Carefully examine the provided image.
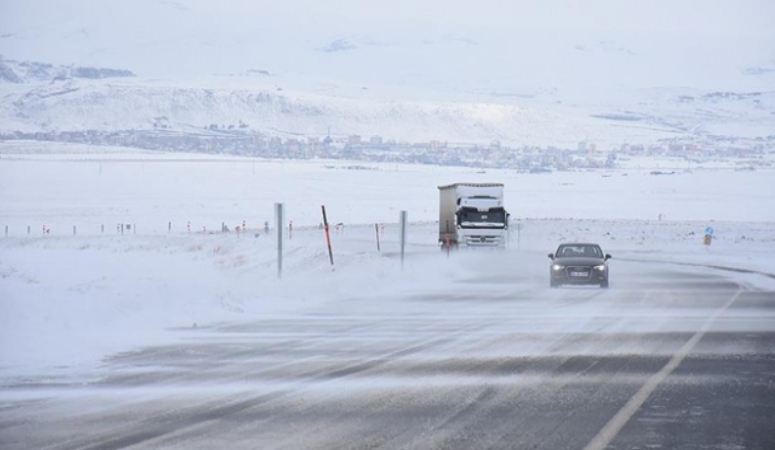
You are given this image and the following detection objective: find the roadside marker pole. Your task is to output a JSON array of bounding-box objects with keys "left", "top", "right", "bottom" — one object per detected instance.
[
  {"left": 4, "top": 225, "right": 7, "bottom": 238},
  {"left": 276, "top": 203, "right": 284, "bottom": 279},
  {"left": 400, "top": 210, "right": 408, "bottom": 268},
  {"left": 375, "top": 223, "right": 381, "bottom": 252},
  {"left": 321, "top": 206, "right": 334, "bottom": 267},
  {"left": 289, "top": 220, "right": 293, "bottom": 240},
  {"left": 73, "top": 225, "right": 76, "bottom": 236},
  {"left": 27, "top": 225, "right": 30, "bottom": 236}
]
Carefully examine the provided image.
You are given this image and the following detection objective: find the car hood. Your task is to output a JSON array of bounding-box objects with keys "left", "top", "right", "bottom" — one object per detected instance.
[{"left": 552, "top": 257, "right": 606, "bottom": 266}]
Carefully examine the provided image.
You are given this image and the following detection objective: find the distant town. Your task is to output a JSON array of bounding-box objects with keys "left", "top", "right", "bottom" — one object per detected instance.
[{"left": 2, "top": 128, "right": 773, "bottom": 171}]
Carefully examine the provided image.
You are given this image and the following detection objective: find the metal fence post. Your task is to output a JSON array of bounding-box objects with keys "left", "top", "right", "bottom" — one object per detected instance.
[
  {"left": 400, "top": 210, "right": 408, "bottom": 268},
  {"left": 276, "top": 203, "right": 284, "bottom": 279}
]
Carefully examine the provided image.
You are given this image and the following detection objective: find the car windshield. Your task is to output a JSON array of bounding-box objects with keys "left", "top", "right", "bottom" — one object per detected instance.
[{"left": 557, "top": 245, "right": 603, "bottom": 258}]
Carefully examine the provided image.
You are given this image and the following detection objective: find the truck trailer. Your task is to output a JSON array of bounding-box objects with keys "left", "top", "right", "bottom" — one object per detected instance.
[{"left": 438, "top": 183, "right": 509, "bottom": 248}]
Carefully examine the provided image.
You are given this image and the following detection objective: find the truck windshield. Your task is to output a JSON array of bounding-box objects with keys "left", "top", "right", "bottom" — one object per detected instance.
[{"left": 458, "top": 207, "right": 506, "bottom": 226}]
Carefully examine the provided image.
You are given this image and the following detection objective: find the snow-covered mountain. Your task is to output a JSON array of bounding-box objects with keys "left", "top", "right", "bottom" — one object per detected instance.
[
  {"left": 1, "top": 69, "right": 773, "bottom": 147},
  {"left": 0, "top": 57, "right": 134, "bottom": 84},
  {"left": 1, "top": 0, "right": 773, "bottom": 146}
]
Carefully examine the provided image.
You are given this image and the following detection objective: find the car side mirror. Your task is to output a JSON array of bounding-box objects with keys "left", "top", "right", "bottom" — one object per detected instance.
[
  {"left": 605, "top": 254, "right": 612, "bottom": 261},
  {"left": 548, "top": 253, "right": 554, "bottom": 260}
]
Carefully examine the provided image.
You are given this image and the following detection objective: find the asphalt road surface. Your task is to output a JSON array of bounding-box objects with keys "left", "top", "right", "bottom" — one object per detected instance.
[{"left": 2, "top": 254, "right": 774, "bottom": 450}]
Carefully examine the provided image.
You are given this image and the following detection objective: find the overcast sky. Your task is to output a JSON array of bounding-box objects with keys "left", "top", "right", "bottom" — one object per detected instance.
[
  {"left": 1, "top": 0, "right": 773, "bottom": 93},
  {"left": 3, "top": 0, "right": 773, "bottom": 34},
  {"left": 258, "top": 0, "right": 774, "bottom": 35}
]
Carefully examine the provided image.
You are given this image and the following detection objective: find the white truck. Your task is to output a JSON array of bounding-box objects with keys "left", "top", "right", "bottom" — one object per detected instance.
[{"left": 438, "top": 183, "right": 509, "bottom": 248}]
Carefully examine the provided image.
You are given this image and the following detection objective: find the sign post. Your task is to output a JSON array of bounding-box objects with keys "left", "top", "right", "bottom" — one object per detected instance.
[
  {"left": 400, "top": 211, "right": 408, "bottom": 268},
  {"left": 704, "top": 225, "right": 714, "bottom": 247}
]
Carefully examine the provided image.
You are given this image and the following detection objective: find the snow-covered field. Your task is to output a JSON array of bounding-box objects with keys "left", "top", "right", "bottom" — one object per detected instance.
[{"left": 1, "top": 142, "right": 774, "bottom": 380}]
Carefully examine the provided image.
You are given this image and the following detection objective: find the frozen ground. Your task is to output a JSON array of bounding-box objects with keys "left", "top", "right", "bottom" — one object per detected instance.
[
  {"left": 1, "top": 141, "right": 773, "bottom": 379},
  {"left": 2, "top": 141, "right": 774, "bottom": 232},
  {"left": 1, "top": 142, "right": 775, "bottom": 449},
  {"left": 2, "top": 229, "right": 775, "bottom": 449}
]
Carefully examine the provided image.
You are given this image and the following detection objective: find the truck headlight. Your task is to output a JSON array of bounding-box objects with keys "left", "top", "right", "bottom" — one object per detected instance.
[
  {"left": 552, "top": 264, "right": 564, "bottom": 271},
  {"left": 594, "top": 265, "right": 606, "bottom": 271}
]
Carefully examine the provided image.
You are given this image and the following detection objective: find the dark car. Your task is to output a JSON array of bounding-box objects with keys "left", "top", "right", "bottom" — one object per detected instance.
[{"left": 548, "top": 243, "right": 611, "bottom": 288}]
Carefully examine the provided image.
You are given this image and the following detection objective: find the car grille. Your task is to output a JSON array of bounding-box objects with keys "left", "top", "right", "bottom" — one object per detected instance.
[{"left": 565, "top": 266, "right": 593, "bottom": 280}]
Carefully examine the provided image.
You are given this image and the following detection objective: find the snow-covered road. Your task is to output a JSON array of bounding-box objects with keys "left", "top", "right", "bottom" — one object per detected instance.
[{"left": 2, "top": 250, "right": 774, "bottom": 449}]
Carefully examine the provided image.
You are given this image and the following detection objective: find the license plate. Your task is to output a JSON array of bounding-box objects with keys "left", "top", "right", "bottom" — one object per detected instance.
[{"left": 570, "top": 271, "right": 589, "bottom": 277}]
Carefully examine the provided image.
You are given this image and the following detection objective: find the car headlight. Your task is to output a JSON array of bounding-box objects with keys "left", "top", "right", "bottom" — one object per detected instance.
[
  {"left": 552, "top": 264, "right": 565, "bottom": 271},
  {"left": 594, "top": 265, "right": 606, "bottom": 271}
]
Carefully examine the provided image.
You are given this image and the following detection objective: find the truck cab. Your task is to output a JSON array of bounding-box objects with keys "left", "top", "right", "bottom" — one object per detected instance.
[{"left": 439, "top": 183, "right": 509, "bottom": 248}]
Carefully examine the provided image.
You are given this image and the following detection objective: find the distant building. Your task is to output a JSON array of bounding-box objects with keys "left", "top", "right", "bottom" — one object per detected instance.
[
  {"left": 268, "top": 136, "right": 282, "bottom": 150},
  {"left": 369, "top": 135, "right": 383, "bottom": 146},
  {"left": 286, "top": 139, "right": 301, "bottom": 154},
  {"left": 669, "top": 143, "right": 684, "bottom": 152},
  {"left": 348, "top": 135, "right": 362, "bottom": 146},
  {"left": 578, "top": 141, "right": 587, "bottom": 152}
]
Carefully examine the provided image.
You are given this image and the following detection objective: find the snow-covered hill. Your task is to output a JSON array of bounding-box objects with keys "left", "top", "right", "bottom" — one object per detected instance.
[
  {"left": 0, "top": 57, "right": 135, "bottom": 84},
  {"left": 1, "top": 0, "right": 773, "bottom": 146},
  {"left": 1, "top": 74, "right": 773, "bottom": 147}
]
